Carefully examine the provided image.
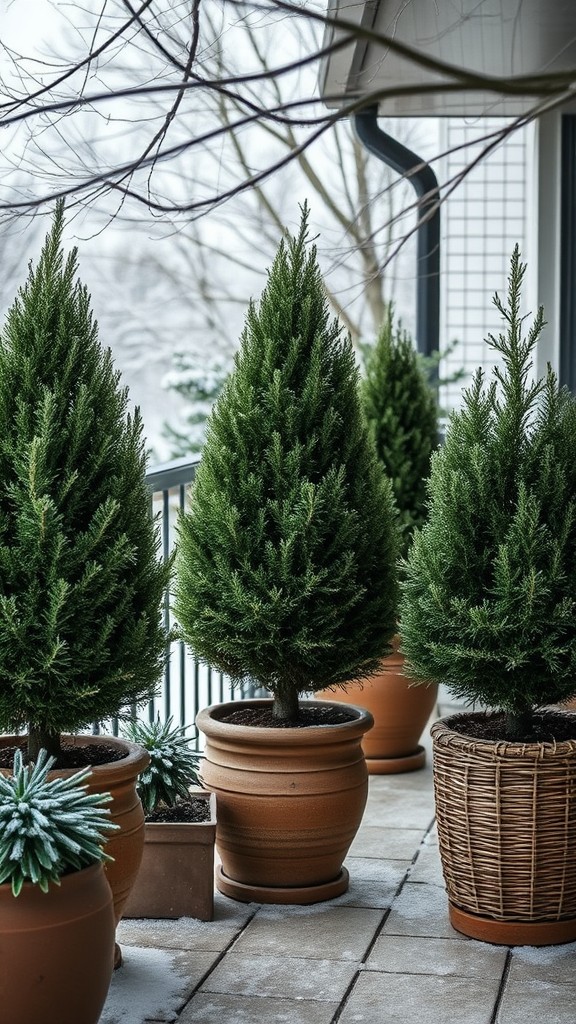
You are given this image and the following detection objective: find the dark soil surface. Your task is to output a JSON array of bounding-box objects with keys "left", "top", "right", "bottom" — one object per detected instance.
[
  {"left": 219, "top": 704, "right": 357, "bottom": 728},
  {"left": 449, "top": 711, "right": 576, "bottom": 744},
  {"left": 0, "top": 741, "right": 128, "bottom": 770},
  {"left": 145, "top": 797, "right": 211, "bottom": 824}
]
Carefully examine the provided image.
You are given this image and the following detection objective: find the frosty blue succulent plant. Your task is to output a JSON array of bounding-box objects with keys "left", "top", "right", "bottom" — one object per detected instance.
[
  {"left": 123, "top": 717, "right": 201, "bottom": 815},
  {"left": 0, "top": 749, "right": 118, "bottom": 896}
]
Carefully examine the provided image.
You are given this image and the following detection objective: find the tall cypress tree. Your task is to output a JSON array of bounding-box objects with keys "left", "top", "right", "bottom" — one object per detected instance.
[
  {"left": 361, "top": 308, "right": 438, "bottom": 558},
  {"left": 400, "top": 248, "right": 576, "bottom": 740},
  {"left": 0, "top": 203, "right": 170, "bottom": 759},
  {"left": 175, "top": 206, "right": 399, "bottom": 721}
]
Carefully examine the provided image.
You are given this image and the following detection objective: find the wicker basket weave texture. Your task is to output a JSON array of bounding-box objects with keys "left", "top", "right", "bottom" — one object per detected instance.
[{"left": 432, "top": 715, "right": 576, "bottom": 922}]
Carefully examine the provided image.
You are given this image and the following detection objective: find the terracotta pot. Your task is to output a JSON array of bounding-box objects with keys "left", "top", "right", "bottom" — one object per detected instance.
[
  {"left": 432, "top": 713, "right": 576, "bottom": 945},
  {"left": 316, "top": 638, "right": 438, "bottom": 773},
  {"left": 123, "top": 790, "right": 217, "bottom": 920},
  {"left": 0, "top": 734, "right": 149, "bottom": 966},
  {"left": 0, "top": 862, "right": 115, "bottom": 1024},
  {"left": 196, "top": 698, "right": 373, "bottom": 904}
]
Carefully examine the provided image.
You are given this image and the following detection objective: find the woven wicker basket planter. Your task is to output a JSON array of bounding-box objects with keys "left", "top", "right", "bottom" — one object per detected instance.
[{"left": 432, "top": 713, "right": 576, "bottom": 945}]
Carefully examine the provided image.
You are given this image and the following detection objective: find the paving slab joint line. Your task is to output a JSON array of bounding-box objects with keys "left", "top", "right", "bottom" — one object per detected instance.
[
  {"left": 328, "top": 966, "right": 363, "bottom": 1024},
  {"left": 489, "top": 947, "right": 513, "bottom": 1024},
  {"left": 413, "top": 816, "right": 438, "bottom": 862},
  {"left": 405, "top": 815, "right": 438, "bottom": 873},
  {"left": 174, "top": 903, "right": 261, "bottom": 1020},
  {"left": 359, "top": 814, "right": 438, "bottom": 963},
  {"left": 333, "top": 808, "right": 439, "bottom": 1023},
  {"left": 359, "top": 902, "right": 396, "bottom": 966}
]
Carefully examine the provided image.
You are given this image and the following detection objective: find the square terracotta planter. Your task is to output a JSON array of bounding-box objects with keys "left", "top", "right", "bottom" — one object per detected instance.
[{"left": 123, "top": 790, "right": 216, "bottom": 920}]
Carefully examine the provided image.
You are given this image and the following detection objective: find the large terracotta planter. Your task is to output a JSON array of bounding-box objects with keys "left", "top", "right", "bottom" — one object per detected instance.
[
  {"left": 0, "top": 862, "right": 115, "bottom": 1024},
  {"left": 123, "top": 790, "right": 217, "bottom": 920},
  {"left": 196, "top": 698, "right": 373, "bottom": 904},
  {"left": 432, "top": 713, "right": 576, "bottom": 945},
  {"left": 0, "top": 734, "right": 149, "bottom": 965},
  {"left": 316, "top": 638, "right": 438, "bottom": 773}
]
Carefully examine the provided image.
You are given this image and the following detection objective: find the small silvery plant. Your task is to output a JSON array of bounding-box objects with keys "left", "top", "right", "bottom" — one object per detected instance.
[
  {"left": 122, "top": 717, "right": 201, "bottom": 815},
  {"left": 0, "top": 749, "right": 118, "bottom": 896}
]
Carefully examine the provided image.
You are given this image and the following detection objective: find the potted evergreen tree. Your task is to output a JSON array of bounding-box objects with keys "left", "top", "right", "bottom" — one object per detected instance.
[
  {"left": 122, "top": 717, "right": 216, "bottom": 921},
  {"left": 0, "top": 750, "right": 117, "bottom": 1024},
  {"left": 175, "top": 205, "right": 399, "bottom": 904},
  {"left": 361, "top": 308, "right": 439, "bottom": 554},
  {"left": 400, "top": 247, "right": 576, "bottom": 945},
  {"left": 317, "top": 308, "right": 439, "bottom": 772},
  {"left": 0, "top": 203, "right": 170, "bottom": 950}
]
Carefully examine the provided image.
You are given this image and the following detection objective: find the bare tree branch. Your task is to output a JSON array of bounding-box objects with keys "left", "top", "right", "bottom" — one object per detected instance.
[{"left": 1, "top": 0, "right": 575, "bottom": 224}]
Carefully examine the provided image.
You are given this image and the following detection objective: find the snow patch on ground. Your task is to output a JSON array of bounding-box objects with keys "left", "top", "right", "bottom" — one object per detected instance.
[
  {"left": 512, "top": 942, "right": 576, "bottom": 966},
  {"left": 100, "top": 945, "right": 190, "bottom": 1024}
]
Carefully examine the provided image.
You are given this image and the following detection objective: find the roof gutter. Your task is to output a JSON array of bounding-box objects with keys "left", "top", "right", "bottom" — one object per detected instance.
[{"left": 354, "top": 106, "right": 440, "bottom": 358}]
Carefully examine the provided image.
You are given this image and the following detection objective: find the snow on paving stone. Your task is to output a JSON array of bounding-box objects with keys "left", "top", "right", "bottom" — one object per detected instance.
[
  {"left": 508, "top": 942, "right": 573, "bottom": 958},
  {"left": 99, "top": 946, "right": 195, "bottom": 1024},
  {"left": 511, "top": 942, "right": 576, "bottom": 966}
]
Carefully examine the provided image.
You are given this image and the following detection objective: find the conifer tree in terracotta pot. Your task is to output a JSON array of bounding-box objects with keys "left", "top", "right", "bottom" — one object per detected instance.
[
  {"left": 175, "top": 206, "right": 399, "bottom": 904},
  {"left": 317, "top": 308, "right": 439, "bottom": 772},
  {"left": 0, "top": 204, "right": 170, "bottom": 949},
  {"left": 0, "top": 750, "right": 118, "bottom": 1024},
  {"left": 122, "top": 717, "right": 216, "bottom": 920},
  {"left": 362, "top": 308, "right": 439, "bottom": 554},
  {"left": 400, "top": 247, "right": 576, "bottom": 945}
]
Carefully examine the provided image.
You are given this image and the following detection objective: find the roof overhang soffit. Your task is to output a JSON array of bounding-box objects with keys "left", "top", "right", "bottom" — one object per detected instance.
[{"left": 319, "top": 0, "right": 576, "bottom": 118}]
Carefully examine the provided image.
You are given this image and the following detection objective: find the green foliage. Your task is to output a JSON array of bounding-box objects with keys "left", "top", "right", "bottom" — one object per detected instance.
[
  {"left": 400, "top": 248, "right": 576, "bottom": 735},
  {"left": 175, "top": 205, "right": 399, "bottom": 721},
  {"left": 122, "top": 716, "right": 201, "bottom": 815},
  {"left": 418, "top": 337, "right": 467, "bottom": 397},
  {"left": 0, "top": 749, "right": 118, "bottom": 896},
  {"left": 361, "top": 308, "right": 439, "bottom": 557},
  {"left": 0, "top": 203, "right": 171, "bottom": 757}
]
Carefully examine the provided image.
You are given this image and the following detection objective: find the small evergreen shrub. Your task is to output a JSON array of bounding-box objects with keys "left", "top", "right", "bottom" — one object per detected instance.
[
  {"left": 0, "top": 203, "right": 170, "bottom": 760},
  {"left": 400, "top": 248, "right": 576, "bottom": 739},
  {"left": 122, "top": 717, "right": 201, "bottom": 815},
  {"left": 0, "top": 749, "right": 118, "bottom": 896},
  {"left": 175, "top": 205, "right": 399, "bottom": 721},
  {"left": 361, "top": 307, "right": 439, "bottom": 558}
]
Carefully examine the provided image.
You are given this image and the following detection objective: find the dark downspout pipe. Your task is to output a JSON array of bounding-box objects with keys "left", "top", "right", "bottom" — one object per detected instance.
[{"left": 354, "top": 106, "right": 440, "bottom": 359}]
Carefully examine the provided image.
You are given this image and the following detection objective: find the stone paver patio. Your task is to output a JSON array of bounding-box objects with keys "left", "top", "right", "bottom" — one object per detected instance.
[{"left": 101, "top": 716, "right": 576, "bottom": 1024}]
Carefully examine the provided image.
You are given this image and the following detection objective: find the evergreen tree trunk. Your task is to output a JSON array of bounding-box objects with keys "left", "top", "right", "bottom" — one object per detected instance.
[
  {"left": 272, "top": 687, "right": 300, "bottom": 723},
  {"left": 28, "top": 726, "right": 62, "bottom": 762},
  {"left": 505, "top": 708, "right": 535, "bottom": 742}
]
